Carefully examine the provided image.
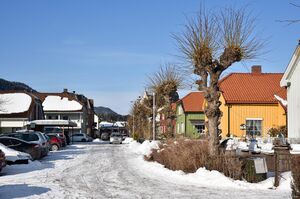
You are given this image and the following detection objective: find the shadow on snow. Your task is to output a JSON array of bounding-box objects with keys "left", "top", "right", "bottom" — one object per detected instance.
[{"left": 0, "top": 184, "right": 50, "bottom": 199}]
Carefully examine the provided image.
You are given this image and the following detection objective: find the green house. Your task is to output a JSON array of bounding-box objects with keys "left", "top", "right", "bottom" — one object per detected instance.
[{"left": 175, "top": 92, "right": 205, "bottom": 139}]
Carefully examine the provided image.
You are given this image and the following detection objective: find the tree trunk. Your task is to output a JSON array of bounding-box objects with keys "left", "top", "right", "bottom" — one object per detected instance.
[{"left": 204, "top": 74, "right": 222, "bottom": 156}]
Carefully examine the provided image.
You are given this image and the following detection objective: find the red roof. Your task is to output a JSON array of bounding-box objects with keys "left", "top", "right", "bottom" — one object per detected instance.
[
  {"left": 180, "top": 92, "right": 205, "bottom": 112},
  {"left": 219, "top": 73, "right": 287, "bottom": 104}
]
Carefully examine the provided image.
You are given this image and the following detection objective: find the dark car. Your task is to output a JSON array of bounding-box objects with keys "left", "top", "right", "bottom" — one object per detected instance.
[
  {"left": 4, "top": 131, "right": 49, "bottom": 157},
  {"left": 0, "top": 149, "right": 6, "bottom": 172},
  {"left": 0, "top": 137, "right": 42, "bottom": 160},
  {"left": 46, "top": 134, "right": 62, "bottom": 151}
]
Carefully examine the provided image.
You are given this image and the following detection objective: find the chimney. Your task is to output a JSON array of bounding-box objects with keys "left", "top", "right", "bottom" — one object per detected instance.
[
  {"left": 63, "top": 88, "right": 68, "bottom": 93},
  {"left": 251, "top": 65, "right": 262, "bottom": 74}
]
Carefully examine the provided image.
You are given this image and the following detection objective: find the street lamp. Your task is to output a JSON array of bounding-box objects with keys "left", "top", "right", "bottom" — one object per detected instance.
[
  {"left": 152, "top": 92, "right": 156, "bottom": 141},
  {"left": 130, "top": 101, "right": 135, "bottom": 137}
]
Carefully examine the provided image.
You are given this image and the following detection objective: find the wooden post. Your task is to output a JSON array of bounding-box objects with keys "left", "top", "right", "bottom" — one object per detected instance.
[{"left": 274, "top": 148, "right": 279, "bottom": 187}]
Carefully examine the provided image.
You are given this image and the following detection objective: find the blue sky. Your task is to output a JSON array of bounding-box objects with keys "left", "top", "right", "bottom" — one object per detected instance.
[{"left": 0, "top": 0, "right": 299, "bottom": 114}]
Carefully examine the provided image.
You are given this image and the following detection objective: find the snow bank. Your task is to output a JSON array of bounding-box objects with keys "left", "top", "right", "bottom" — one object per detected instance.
[
  {"left": 261, "top": 143, "right": 274, "bottom": 154},
  {"left": 128, "top": 140, "right": 160, "bottom": 156},
  {"left": 0, "top": 93, "right": 32, "bottom": 114},
  {"left": 122, "top": 137, "right": 134, "bottom": 144},
  {"left": 128, "top": 140, "right": 291, "bottom": 193},
  {"left": 43, "top": 96, "right": 82, "bottom": 111},
  {"left": 290, "top": 144, "right": 300, "bottom": 154}
]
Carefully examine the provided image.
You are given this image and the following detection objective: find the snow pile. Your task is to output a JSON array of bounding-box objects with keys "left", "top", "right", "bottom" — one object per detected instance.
[
  {"left": 43, "top": 96, "right": 82, "bottom": 111},
  {"left": 0, "top": 93, "right": 32, "bottom": 114},
  {"left": 226, "top": 139, "right": 238, "bottom": 150},
  {"left": 128, "top": 140, "right": 160, "bottom": 156},
  {"left": 290, "top": 144, "right": 300, "bottom": 154},
  {"left": 122, "top": 137, "right": 134, "bottom": 144},
  {"left": 261, "top": 143, "right": 274, "bottom": 154},
  {"left": 130, "top": 148, "right": 291, "bottom": 192},
  {"left": 237, "top": 141, "right": 249, "bottom": 151}
]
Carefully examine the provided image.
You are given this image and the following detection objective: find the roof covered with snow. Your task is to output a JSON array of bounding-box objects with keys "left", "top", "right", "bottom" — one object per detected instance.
[
  {"left": 43, "top": 95, "right": 83, "bottom": 111},
  {"left": 0, "top": 93, "right": 32, "bottom": 114}
]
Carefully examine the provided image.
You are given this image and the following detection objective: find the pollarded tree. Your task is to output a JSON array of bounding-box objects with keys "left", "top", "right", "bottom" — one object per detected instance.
[
  {"left": 147, "top": 64, "right": 183, "bottom": 138},
  {"left": 174, "top": 7, "right": 263, "bottom": 155},
  {"left": 128, "top": 97, "right": 152, "bottom": 140}
]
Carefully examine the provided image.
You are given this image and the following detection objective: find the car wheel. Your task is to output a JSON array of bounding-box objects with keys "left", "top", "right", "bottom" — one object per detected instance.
[
  {"left": 81, "top": 139, "right": 87, "bottom": 142},
  {"left": 51, "top": 144, "right": 59, "bottom": 151}
]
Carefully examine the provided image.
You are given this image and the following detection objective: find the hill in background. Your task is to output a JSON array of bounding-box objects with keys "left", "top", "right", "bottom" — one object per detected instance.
[
  {"left": 94, "top": 106, "right": 128, "bottom": 122},
  {"left": 0, "top": 78, "right": 36, "bottom": 92}
]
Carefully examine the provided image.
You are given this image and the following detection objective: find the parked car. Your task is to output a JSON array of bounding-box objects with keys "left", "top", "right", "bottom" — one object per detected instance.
[
  {"left": 71, "top": 133, "right": 91, "bottom": 142},
  {"left": 0, "top": 149, "right": 6, "bottom": 172},
  {"left": 4, "top": 130, "right": 49, "bottom": 157},
  {"left": 44, "top": 127, "right": 67, "bottom": 147},
  {"left": 109, "top": 133, "right": 123, "bottom": 144},
  {"left": 0, "top": 143, "right": 31, "bottom": 164},
  {"left": 0, "top": 137, "right": 42, "bottom": 160},
  {"left": 45, "top": 133, "right": 62, "bottom": 151}
]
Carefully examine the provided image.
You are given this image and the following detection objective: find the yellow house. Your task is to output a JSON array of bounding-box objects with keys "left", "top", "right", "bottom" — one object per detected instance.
[{"left": 219, "top": 66, "right": 287, "bottom": 138}]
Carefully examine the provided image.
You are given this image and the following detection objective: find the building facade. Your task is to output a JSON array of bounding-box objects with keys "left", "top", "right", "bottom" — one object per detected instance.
[
  {"left": 0, "top": 91, "right": 44, "bottom": 133},
  {"left": 281, "top": 42, "right": 300, "bottom": 139},
  {"left": 219, "top": 66, "right": 287, "bottom": 138},
  {"left": 175, "top": 92, "right": 205, "bottom": 139}
]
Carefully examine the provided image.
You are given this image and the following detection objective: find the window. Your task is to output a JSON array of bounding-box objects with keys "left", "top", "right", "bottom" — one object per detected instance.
[
  {"left": 62, "top": 116, "right": 69, "bottom": 120},
  {"left": 191, "top": 120, "right": 205, "bottom": 134},
  {"left": 195, "top": 124, "right": 205, "bottom": 134},
  {"left": 246, "top": 119, "right": 262, "bottom": 136}
]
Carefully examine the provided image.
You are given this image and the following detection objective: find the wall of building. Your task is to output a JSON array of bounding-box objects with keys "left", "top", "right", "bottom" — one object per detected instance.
[
  {"left": 185, "top": 113, "right": 205, "bottom": 139},
  {"left": 220, "top": 95, "right": 286, "bottom": 137},
  {"left": 287, "top": 60, "right": 300, "bottom": 138}
]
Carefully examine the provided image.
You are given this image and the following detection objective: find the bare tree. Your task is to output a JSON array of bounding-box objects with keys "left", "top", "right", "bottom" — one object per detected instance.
[
  {"left": 174, "top": 7, "right": 263, "bottom": 155},
  {"left": 277, "top": 2, "right": 300, "bottom": 25},
  {"left": 147, "top": 64, "right": 183, "bottom": 138},
  {"left": 128, "top": 97, "right": 152, "bottom": 140}
]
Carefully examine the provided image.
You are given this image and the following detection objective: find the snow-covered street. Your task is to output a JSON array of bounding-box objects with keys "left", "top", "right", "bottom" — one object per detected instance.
[{"left": 0, "top": 142, "right": 292, "bottom": 199}]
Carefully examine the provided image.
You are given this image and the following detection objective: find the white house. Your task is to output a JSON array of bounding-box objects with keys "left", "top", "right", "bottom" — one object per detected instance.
[
  {"left": 36, "top": 89, "right": 95, "bottom": 136},
  {"left": 280, "top": 41, "right": 300, "bottom": 139}
]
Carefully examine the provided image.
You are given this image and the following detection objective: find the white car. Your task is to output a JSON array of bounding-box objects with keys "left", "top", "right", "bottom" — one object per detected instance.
[
  {"left": 71, "top": 133, "right": 91, "bottom": 142},
  {"left": 109, "top": 133, "right": 123, "bottom": 144},
  {"left": 0, "top": 143, "right": 32, "bottom": 165}
]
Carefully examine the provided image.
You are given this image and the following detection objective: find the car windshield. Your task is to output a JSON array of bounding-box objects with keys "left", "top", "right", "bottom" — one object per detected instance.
[
  {"left": 44, "top": 127, "right": 62, "bottom": 133},
  {"left": 21, "top": 133, "right": 39, "bottom": 141}
]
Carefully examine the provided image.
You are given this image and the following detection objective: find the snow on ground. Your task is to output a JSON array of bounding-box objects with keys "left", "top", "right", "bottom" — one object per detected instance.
[
  {"left": 42, "top": 95, "right": 83, "bottom": 111},
  {"left": 0, "top": 93, "right": 32, "bottom": 114},
  {"left": 0, "top": 140, "right": 292, "bottom": 199}
]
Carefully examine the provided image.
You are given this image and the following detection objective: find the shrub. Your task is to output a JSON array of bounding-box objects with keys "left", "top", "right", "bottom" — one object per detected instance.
[
  {"left": 145, "top": 138, "right": 243, "bottom": 180},
  {"left": 291, "top": 155, "right": 300, "bottom": 199},
  {"left": 268, "top": 126, "right": 287, "bottom": 138}
]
